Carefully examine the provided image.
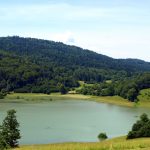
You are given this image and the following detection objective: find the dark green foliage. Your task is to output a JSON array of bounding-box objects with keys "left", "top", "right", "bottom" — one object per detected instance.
[
  {"left": 127, "top": 113, "right": 150, "bottom": 139},
  {"left": 127, "top": 88, "right": 138, "bottom": 101},
  {"left": 0, "top": 131, "right": 8, "bottom": 150},
  {"left": 0, "top": 51, "right": 79, "bottom": 94},
  {"left": 116, "top": 73, "right": 150, "bottom": 101},
  {"left": 78, "top": 73, "right": 150, "bottom": 102},
  {"left": 0, "top": 36, "right": 149, "bottom": 95},
  {"left": 0, "top": 93, "right": 5, "bottom": 99},
  {"left": 0, "top": 36, "right": 150, "bottom": 72},
  {"left": 59, "top": 84, "right": 68, "bottom": 94},
  {"left": 98, "top": 133, "right": 108, "bottom": 140},
  {"left": 0, "top": 89, "right": 7, "bottom": 99},
  {"left": 0, "top": 110, "right": 21, "bottom": 148}
]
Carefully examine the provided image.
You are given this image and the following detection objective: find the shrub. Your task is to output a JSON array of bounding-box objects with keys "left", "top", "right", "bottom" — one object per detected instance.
[
  {"left": 98, "top": 132, "right": 108, "bottom": 141},
  {"left": 127, "top": 113, "right": 150, "bottom": 139}
]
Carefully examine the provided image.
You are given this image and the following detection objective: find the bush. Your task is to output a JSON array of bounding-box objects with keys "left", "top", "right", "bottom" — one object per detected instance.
[
  {"left": 0, "top": 90, "right": 7, "bottom": 99},
  {"left": 59, "top": 84, "right": 68, "bottom": 94},
  {"left": 98, "top": 132, "right": 108, "bottom": 141},
  {"left": 127, "top": 113, "right": 150, "bottom": 139},
  {"left": 0, "top": 93, "right": 4, "bottom": 99}
]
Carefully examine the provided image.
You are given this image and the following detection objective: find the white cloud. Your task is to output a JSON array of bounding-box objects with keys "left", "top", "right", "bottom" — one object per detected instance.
[
  {"left": 18, "top": 31, "right": 76, "bottom": 45},
  {"left": 72, "top": 29, "right": 150, "bottom": 61},
  {"left": 1, "top": 3, "right": 145, "bottom": 22},
  {"left": 52, "top": 31, "right": 75, "bottom": 44}
]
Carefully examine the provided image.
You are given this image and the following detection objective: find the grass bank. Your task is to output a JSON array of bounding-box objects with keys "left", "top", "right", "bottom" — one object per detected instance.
[
  {"left": 3, "top": 88, "right": 150, "bottom": 107},
  {"left": 4, "top": 93, "right": 134, "bottom": 107},
  {"left": 137, "top": 88, "right": 150, "bottom": 108},
  {"left": 14, "top": 137, "right": 150, "bottom": 150}
]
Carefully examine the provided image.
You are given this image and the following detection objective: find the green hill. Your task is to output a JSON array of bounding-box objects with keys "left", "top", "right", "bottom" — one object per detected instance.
[
  {"left": 0, "top": 36, "right": 149, "bottom": 72},
  {"left": 0, "top": 36, "right": 149, "bottom": 97}
]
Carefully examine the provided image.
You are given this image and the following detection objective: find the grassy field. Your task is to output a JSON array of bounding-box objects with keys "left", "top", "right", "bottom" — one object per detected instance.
[
  {"left": 4, "top": 93, "right": 91, "bottom": 102},
  {"left": 137, "top": 88, "right": 150, "bottom": 107},
  {"left": 3, "top": 89, "right": 150, "bottom": 107},
  {"left": 14, "top": 137, "right": 150, "bottom": 150}
]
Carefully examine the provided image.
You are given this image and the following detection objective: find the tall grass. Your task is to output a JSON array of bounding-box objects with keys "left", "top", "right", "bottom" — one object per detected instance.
[{"left": 14, "top": 137, "right": 150, "bottom": 150}]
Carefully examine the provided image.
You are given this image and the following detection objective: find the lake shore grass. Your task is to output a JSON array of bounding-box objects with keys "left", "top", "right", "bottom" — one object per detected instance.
[
  {"left": 3, "top": 92, "right": 150, "bottom": 108},
  {"left": 14, "top": 136, "right": 150, "bottom": 150}
]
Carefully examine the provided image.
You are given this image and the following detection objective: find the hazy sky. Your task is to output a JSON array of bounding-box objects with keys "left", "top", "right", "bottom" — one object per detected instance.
[{"left": 0, "top": 0, "right": 150, "bottom": 61}]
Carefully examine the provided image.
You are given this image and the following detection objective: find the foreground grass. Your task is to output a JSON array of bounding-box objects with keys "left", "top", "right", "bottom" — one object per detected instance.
[{"left": 14, "top": 137, "right": 150, "bottom": 150}]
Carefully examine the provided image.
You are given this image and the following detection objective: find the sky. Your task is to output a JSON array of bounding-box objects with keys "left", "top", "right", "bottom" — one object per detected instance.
[{"left": 0, "top": 0, "right": 150, "bottom": 61}]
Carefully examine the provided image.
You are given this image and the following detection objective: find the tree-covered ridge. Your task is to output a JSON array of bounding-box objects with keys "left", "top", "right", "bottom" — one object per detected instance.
[
  {"left": 0, "top": 36, "right": 149, "bottom": 99},
  {"left": 0, "top": 49, "right": 129, "bottom": 95},
  {"left": 0, "top": 50, "right": 79, "bottom": 94},
  {"left": 0, "top": 36, "right": 149, "bottom": 72}
]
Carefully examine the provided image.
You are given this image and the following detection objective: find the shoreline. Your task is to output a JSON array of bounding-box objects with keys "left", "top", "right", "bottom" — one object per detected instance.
[
  {"left": 3, "top": 92, "right": 148, "bottom": 108},
  {"left": 3, "top": 93, "right": 150, "bottom": 150}
]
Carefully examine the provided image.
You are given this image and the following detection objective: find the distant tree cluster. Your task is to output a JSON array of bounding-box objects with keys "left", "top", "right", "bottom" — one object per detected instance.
[
  {"left": 127, "top": 113, "right": 150, "bottom": 139},
  {"left": 78, "top": 73, "right": 150, "bottom": 102},
  {"left": 0, "top": 51, "right": 79, "bottom": 95}
]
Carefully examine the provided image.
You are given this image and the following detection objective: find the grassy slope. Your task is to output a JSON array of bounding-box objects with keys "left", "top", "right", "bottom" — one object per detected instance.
[
  {"left": 137, "top": 88, "right": 150, "bottom": 107},
  {"left": 14, "top": 137, "right": 150, "bottom": 150}
]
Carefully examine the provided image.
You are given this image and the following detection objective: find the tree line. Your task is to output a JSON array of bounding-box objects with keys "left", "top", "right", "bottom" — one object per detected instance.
[{"left": 78, "top": 73, "right": 150, "bottom": 102}]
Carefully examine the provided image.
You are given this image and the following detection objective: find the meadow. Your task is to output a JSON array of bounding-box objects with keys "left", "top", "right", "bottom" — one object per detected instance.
[
  {"left": 14, "top": 137, "right": 150, "bottom": 150},
  {"left": 4, "top": 88, "right": 150, "bottom": 108}
]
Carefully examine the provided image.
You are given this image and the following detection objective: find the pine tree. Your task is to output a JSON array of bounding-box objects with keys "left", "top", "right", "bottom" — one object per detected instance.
[{"left": 1, "top": 109, "right": 21, "bottom": 148}]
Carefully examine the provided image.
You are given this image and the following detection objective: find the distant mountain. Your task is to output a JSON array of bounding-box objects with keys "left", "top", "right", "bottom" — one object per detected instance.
[{"left": 0, "top": 36, "right": 149, "bottom": 94}]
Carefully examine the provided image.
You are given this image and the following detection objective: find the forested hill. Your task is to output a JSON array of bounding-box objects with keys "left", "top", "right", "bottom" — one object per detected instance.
[
  {"left": 0, "top": 36, "right": 149, "bottom": 71},
  {"left": 0, "top": 36, "right": 150, "bottom": 95}
]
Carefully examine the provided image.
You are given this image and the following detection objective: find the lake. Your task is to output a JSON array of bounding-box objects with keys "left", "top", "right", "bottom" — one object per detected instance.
[{"left": 0, "top": 99, "right": 150, "bottom": 145}]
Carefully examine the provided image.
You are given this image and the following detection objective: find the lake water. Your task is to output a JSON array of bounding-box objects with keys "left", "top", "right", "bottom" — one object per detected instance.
[{"left": 0, "top": 100, "right": 150, "bottom": 145}]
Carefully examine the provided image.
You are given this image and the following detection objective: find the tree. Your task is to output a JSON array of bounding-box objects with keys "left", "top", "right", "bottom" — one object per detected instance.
[
  {"left": 127, "top": 113, "right": 150, "bottom": 139},
  {"left": 98, "top": 132, "right": 108, "bottom": 141},
  {"left": 0, "top": 93, "right": 4, "bottom": 99},
  {"left": 0, "top": 130, "right": 7, "bottom": 150},
  {"left": 1, "top": 109, "right": 21, "bottom": 148},
  {"left": 127, "top": 88, "right": 138, "bottom": 101},
  {"left": 0, "top": 90, "right": 7, "bottom": 99},
  {"left": 59, "top": 84, "right": 68, "bottom": 94}
]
